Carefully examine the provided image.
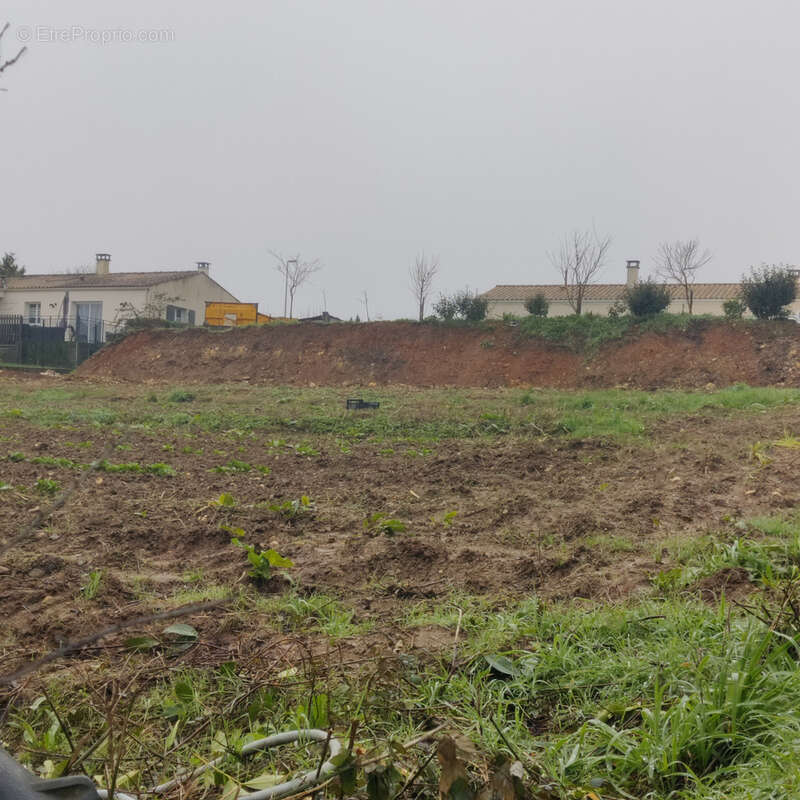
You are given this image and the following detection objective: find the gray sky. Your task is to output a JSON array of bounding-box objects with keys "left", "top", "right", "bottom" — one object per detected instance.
[{"left": 2, "top": 1, "right": 798, "bottom": 319}]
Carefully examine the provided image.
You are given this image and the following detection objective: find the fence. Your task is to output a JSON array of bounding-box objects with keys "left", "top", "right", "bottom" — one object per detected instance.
[{"left": 0, "top": 315, "right": 117, "bottom": 369}]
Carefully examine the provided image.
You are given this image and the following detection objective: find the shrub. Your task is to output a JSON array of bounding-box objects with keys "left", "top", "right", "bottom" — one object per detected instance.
[
  {"left": 432, "top": 295, "right": 458, "bottom": 320},
  {"left": 740, "top": 265, "right": 797, "bottom": 319},
  {"left": 433, "top": 289, "right": 488, "bottom": 322},
  {"left": 624, "top": 280, "right": 672, "bottom": 317},
  {"left": 524, "top": 293, "right": 549, "bottom": 317},
  {"left": 723, "top": 298, "right": 746, "bottom": 320},
  {"left": 607, "top": 299, "right": 627, "bottom": 319},
  {"left": 458, "top": 290, "right": 489, "bottom": 321}
]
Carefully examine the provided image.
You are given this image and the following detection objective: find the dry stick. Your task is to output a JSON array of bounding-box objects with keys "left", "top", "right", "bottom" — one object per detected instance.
[
  {"left": 42, "top": 685, "right": 86, "bottom": 776},
  {"left": 275, "top": 775, "right": 338, "bottom": 800},
  {"left": 391, "top": 747, "right": 437, "bottom": 800},
  {"left": 449, "top": 608, "right": 464, "bottom": 676},
  {"left": 65, "top": 729, "right": 109, "bottom": 774},
  {"left": 284, "top": 725, "right": 447, "bottom": 800},
  {"left": 0, "top": 676, "right": 31, "bottom": 727},
  {"left": 489, "top": 717, "right": 535, "bottom": 778},
  {"left": 314, "top": 729, "right": 333, "bottom": 781},
  {"left": 358, "top": 723, "right": 449, "bottom": 770},
  {"left": 0, "top": 599, "right": 227, "bottom": 685},
  {"left": 346, "top": 719, "right": 360, "bottom": 754}
]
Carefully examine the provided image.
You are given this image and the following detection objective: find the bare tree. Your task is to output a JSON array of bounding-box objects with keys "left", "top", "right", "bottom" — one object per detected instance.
[
  {"left": 409, "top": 252, "right": 439, "bottom": 321},
  {"left": 270, "top": 251, "right": 321, "bottom": 318},
  {"left": 360, "top": 290, "right": 371, "bottom": 322},
  {"left": 548, "top": 229, "right": 612, "bottom": 315},
  {"left": 0, "top": 23, "right": 26, "bottom": 82},
  {"left": 654, "top": 238, "right": 712, "bottom": 314}
]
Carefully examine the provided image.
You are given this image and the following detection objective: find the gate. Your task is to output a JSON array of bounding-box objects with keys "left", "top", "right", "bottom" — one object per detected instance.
[{"left": 0, "top": 315, "right": 22, "bottom": 364}]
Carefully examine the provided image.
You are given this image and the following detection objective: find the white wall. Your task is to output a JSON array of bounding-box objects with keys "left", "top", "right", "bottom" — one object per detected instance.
[
  {"left": 149, "top": 273, "right": 238, "bottom": 323},
  {"left": 487, "top": 299, "right": 616, "bottom": 318},
  {"left": 0, "top": 273, "right": 238, "bottom": 327},
  {"left": 0, "top": 287, "right": 148, "bottom": 323},
  {"left": 488, "top": 297, "right": 800, "bottom": 319}
]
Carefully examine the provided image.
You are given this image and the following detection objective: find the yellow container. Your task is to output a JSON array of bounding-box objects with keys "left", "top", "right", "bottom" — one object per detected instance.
[{"left": 205, "top": 302, "right": 262, "bottom": 327}]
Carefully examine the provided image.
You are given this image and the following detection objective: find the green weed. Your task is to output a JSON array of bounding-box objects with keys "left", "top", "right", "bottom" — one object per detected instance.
[
  {"left": 35, "top": 478, "right": 60, "bottom": 495},
  {"left": 231, "top": 537, "right": 293, "bottom": 581},
  {"left": 364, "top": 513, "right": 406, "bottom": 535},
  {"left": 268, "top": 495, "right": 315, "bottom": 520}
]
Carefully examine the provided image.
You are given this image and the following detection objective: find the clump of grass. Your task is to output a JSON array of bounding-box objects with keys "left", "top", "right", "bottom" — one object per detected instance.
[
  {"left": 30, "top": 455, "right": 80, "bottom": 469},
  {"left": 167, "top": 390, "right": 196, "bottom": 403},
  {"left": 81, "top": 569, "right": 103, "bottom": 599},
  {"left": 94, "top": 460, "right": 176, "bottom": 476},
  {"left": 146, "top": 462, "right": 176, "bottom": 476},
  {"left": 261, "top": 591, "right": 372, "bottom": 639},
  {"left": 212, "top": 459, "right": 252, "bottom": 474},
  {"left": 96, "top": 460, "right": 142, "bottom": 473}
]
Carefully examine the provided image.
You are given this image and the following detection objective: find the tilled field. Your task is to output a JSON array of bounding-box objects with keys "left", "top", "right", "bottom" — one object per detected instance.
[
  {"left": 1, "top": 377, "right": 797, "bottom": 670},
  {"left": 3, "top": 375, "right": 800, "bottom": 798}
]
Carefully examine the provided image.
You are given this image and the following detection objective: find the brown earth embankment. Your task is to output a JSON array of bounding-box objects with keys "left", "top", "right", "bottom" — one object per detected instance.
[{"left": 75, "top": 320, "right": 800, "bottom": 388}]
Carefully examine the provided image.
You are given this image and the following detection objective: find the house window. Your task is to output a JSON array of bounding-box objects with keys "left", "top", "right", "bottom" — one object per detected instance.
[
  {"left": 74, "top": 301, "right": 103, "bottom": 344},
  {"left": 24, "top": 302, "right": 41, "bottom": 324},
  {"left": 166, "top": 305, "right": 190, "bottom": 324}
]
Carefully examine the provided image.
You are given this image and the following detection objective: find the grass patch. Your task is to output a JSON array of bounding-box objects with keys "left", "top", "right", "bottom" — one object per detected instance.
[
  {"left": 516, "top": 313, "right": 709, "bottom": 352},
  {"left": 1, "top": 382, "right": 798, "bottom": 444},
  {"left": 254, "top": 591, "right": 372, "bottom": 639},
  {"left": 9, "top": 590, "right": 800, "bottom": 799}
]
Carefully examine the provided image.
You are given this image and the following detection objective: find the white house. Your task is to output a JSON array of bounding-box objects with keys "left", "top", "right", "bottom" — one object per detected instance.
[
  {"left": 0, "top": 254, "right": 238, "bottom": 340},
  {"left": 483, "top": 261, "right": 800, "bottom": 318}
]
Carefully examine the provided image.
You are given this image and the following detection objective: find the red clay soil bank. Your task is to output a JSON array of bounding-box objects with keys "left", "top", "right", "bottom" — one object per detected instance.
[{"left": 76, "top": 320, "right": 800, "bottom": 389}]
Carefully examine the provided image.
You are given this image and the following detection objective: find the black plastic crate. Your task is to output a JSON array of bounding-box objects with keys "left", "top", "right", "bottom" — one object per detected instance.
[{"left": 346, "top": 398, "right": 380, "bottom": 410}]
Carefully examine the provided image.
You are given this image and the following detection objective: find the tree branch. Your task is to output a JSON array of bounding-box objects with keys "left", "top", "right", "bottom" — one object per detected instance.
[{"left": 0, "top": 22, "right": 26, "bottom": 76}]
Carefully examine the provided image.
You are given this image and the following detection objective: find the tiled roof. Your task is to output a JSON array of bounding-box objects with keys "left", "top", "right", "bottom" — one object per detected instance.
[
  {"left": 3, "top": 271, "right": 207, "bottom": 290},
  {"left": 483, "top": 283, "right": 744, "bottom": 302}
]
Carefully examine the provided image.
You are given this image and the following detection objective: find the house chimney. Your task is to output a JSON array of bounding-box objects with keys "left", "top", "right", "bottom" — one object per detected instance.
[
  {"left": 626, "top": 259, "right": 640, "bottom": 287},
  {"left": 196, "top": 261, "right": 210, "bottom": 275},
  {"left": 95, "top": 253, "right": 111, "bottom": 275}
]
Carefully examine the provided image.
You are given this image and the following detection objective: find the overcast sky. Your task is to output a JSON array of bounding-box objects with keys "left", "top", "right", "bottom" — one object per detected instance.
[{"left": 2, "top": 1, "right": 798, "bottom": 319}]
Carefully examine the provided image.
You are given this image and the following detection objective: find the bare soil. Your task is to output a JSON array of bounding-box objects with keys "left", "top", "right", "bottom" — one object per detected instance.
[
  {"left": 2, "top": 384, "right": 799, "bottom": 681},
  {"left": 76, "top": 320, "right": 800, "bottom": 388}
]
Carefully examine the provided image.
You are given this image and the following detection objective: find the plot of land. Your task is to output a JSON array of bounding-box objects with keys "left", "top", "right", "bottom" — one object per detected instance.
[{"left": 2, "top": 374, "right": 800, "bottom": 798}]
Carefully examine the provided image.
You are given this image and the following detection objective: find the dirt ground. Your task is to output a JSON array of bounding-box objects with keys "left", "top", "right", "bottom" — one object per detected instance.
[
  {"left": 2, "top": 376, "right": 799, "bottom": 682},
  {"left": 76, "top": 320, "right": 800, "bottom": 389}
]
